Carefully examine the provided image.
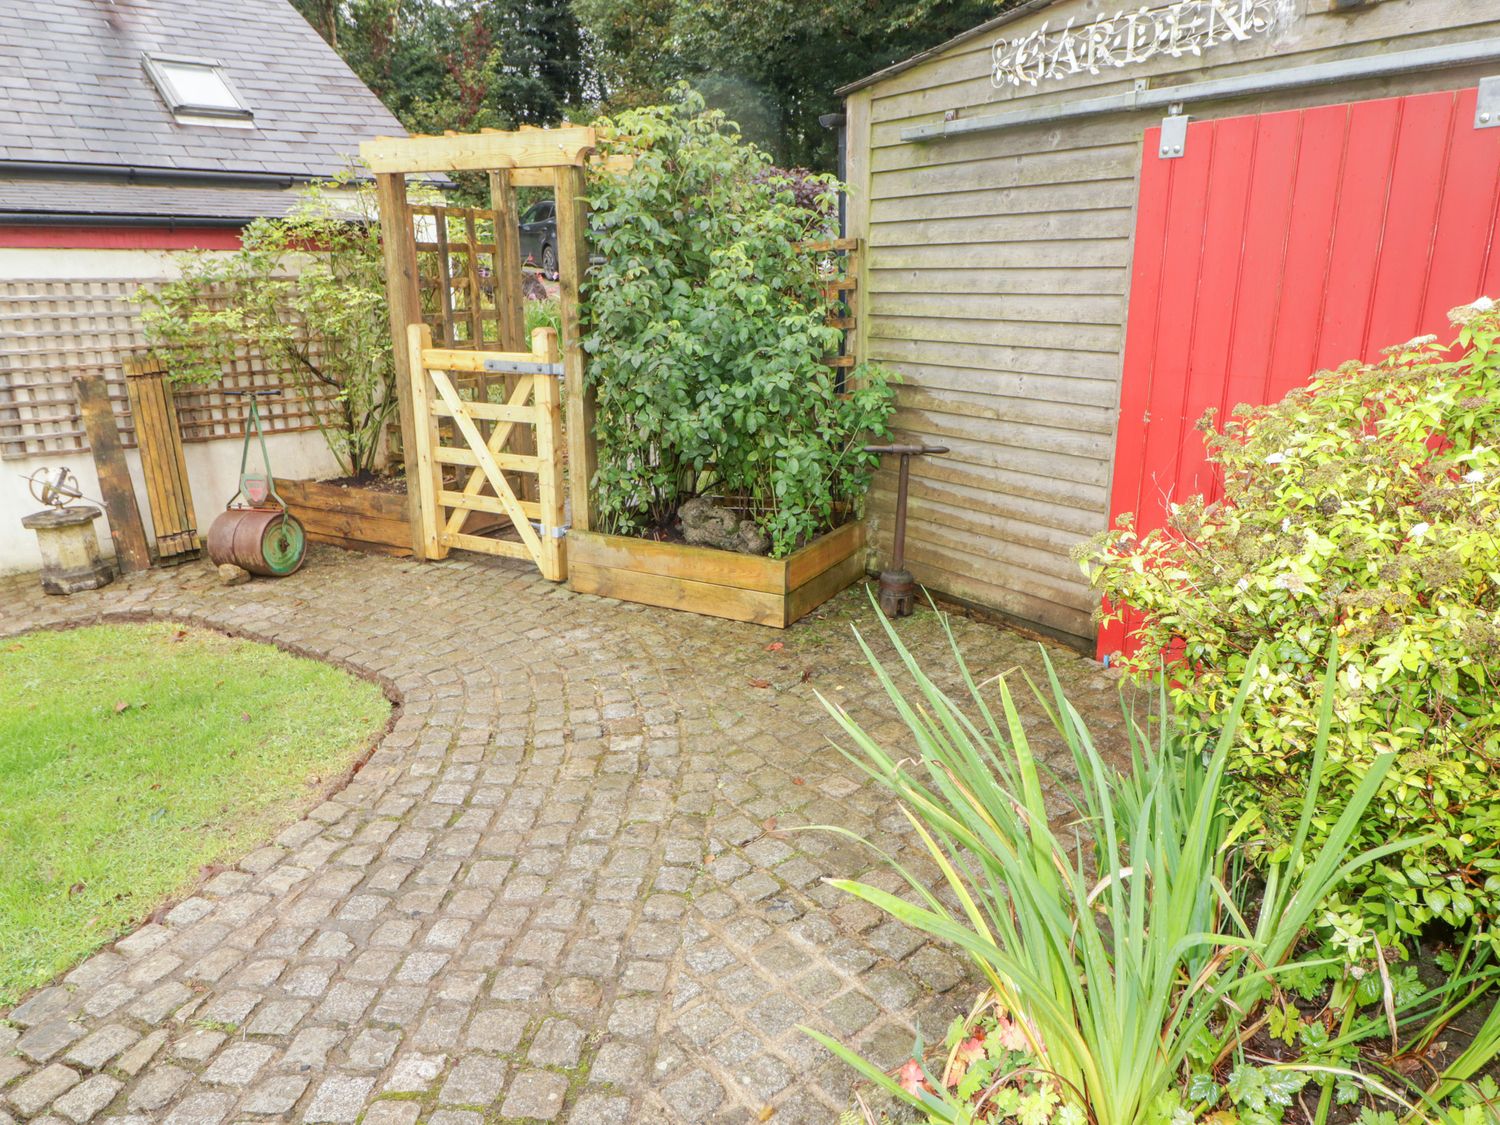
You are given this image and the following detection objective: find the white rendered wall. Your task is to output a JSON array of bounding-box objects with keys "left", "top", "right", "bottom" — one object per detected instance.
[
  {"left": 2, "top": 432, "right": 342, "bottom": 576},
  {"left": 0, "top": 246, "right": 346, "bottom": 577}
]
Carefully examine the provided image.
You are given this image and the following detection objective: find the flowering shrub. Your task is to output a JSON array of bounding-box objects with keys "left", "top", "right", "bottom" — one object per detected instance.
[
  {"left": 1081, "top": 303, "right": 1500, "bottom": 948},
  {"left": 139, "top": 175, "right": 396, "bottom": 477},
  {"left": 583, "top": 87, "right": 897, "bottom": 556}
]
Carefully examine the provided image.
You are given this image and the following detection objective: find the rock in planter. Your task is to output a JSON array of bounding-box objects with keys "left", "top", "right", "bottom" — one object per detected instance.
[{"left": 678, "top": 497, "right": 769, "bottom": 555}]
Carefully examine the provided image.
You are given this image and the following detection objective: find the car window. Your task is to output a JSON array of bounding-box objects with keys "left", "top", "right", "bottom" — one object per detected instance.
[{"left": 522, "top": 201, "right": 554, "bottom": 224}]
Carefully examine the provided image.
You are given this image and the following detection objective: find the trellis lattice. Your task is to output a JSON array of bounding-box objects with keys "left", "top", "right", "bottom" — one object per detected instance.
[{"left": 0, "top": 278, "right": 337, "bottom": 461}]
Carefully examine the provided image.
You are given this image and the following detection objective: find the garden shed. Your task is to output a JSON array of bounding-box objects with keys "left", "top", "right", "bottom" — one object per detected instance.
[{"left": 839, "top": 0, "right": 1500, "bottom": 651}]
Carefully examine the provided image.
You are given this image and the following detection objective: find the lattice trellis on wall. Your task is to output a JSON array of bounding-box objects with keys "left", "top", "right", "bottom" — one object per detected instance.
[{"left": 0, "top": 279, "right": 338, "bottom": 461}]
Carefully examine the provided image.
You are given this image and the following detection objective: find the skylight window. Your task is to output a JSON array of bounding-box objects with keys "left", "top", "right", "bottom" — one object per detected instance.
[{"left": 143, "top": 55, "right": 253, "bottom": 125}]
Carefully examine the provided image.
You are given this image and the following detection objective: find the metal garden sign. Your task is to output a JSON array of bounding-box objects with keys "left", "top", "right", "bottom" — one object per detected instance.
[{"left": 992, "top": 0, "right": 1278, "bottom": 87}]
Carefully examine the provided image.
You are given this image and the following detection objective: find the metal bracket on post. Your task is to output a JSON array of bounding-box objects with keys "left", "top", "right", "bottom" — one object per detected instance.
[
  {"left": 1159, "top": 103, "right": 1189, "bottom": 158},
  {"left": 482, "top": 358, "right": 565, "bottom": 376},
  {"left": 1477, "top": 77, "right": 1500, "bottom": 128}
]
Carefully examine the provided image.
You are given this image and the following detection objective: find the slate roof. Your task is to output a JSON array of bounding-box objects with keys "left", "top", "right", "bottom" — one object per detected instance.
[
  {"left": 0, "top": 177, "right": 306, "bottom": 222},
  {"left": 0, "top": 0, "right": 405, "bottom": 220}
]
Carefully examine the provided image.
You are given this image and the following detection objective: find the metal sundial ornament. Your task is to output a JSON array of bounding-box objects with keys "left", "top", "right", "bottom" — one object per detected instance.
[
  {"left": 27, "top": 466, "right": 84, "bottom": 509},
  {"left": 20, "top": 465, "right": 114, "bottom": 595}
]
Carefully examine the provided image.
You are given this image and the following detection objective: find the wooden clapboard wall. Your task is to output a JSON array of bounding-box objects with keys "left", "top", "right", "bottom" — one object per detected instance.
[
  {"left": 845, "top": 0, "right": 1500, "bottom": 644},
  {"left": 123, "top": 356, "right": 201, "bottom": 562}
]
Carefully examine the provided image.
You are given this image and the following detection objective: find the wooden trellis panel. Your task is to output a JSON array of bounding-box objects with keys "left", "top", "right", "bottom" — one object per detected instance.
[
  {"left": 406, "top": 324, "right": 566, "bottom": 580},
  {"left": 411, "top": 204, "right": 509, "bottom": 349},
  {"left": 0, "top": 280, "right": 337, "bottom": 460},
  {"left": 123, "top": 355, "right": 201, "bottom": 562},
  {"left": 800, "top": 237, "right": 862, "bottom": 372}
]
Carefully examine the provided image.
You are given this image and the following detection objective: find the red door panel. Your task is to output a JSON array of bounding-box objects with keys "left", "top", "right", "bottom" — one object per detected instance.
[{"left": 1102, "top": 87, "right": 1500, "bottom": 658}]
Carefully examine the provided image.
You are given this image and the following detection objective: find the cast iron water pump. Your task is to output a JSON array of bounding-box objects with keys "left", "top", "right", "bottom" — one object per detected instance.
[{"left": 864, "top": 442, "right": 947, "bottom": 618}]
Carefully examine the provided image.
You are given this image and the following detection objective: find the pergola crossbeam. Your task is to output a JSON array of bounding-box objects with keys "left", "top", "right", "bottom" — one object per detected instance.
[{"left": 360, "top": 126, "right": 598, "bottom": 174}]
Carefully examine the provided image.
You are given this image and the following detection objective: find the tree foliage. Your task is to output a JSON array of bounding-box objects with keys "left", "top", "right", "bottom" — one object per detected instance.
[
  {"left": 292, "top": 0, "right": 590, "bottom": 135},
  {"left": 583, "top": 89, "right": 897, "bottom": 556},
  {"left": 580, "top": 0, "right": 1010, "bottom": 167},
  {"left": 137, "top": 177, "right": 397, "bottom": 478},
  {"left": 293, "top": 0, "right": 1012, "bottom": 171},
  {"left": 1081, "top": 303, "right": 1500, "bottom": 950}
]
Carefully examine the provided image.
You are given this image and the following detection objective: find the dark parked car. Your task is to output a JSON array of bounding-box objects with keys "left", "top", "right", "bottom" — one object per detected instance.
[{"left": 517, "top": 199, "right": 558, "bottom": 280}]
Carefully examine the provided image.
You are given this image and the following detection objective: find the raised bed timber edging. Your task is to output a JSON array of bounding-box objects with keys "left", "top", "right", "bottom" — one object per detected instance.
[
  {"left": 567, "top": 521, "right": 867, "bottom": 628},
  {"left": 274, "top": 478, "right": 414, "bottom": 557}
]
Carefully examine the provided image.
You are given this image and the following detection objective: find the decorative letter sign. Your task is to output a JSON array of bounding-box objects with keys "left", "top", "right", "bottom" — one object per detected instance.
[{"left": 992, "top": 0, "right": 1276, "bottom": 87}]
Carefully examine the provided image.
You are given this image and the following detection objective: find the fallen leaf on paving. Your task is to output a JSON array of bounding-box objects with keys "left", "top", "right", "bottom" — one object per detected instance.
[
  {"left": 793, "top": 777, "right": 804, "bottom": 785},
  {"left": 765, "top": 641, "right": 783, "bottom": 652},
  {"left": 748, "top": 678, "right": 771, "bottom": 689},
  {"left": 898, "top": 1058, "right": 933, "bottom": 1096},
  {"left": 757, "top": 1105, "right": 775, "bottom": 1121},
  {"left": 800, "top": 668, "right": 813, "bottom": 682}
]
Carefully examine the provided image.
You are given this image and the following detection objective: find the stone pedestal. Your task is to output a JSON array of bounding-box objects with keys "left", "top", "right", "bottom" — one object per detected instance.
[{"left": 20, "top": 505, "right": 115, "bottom": 595}]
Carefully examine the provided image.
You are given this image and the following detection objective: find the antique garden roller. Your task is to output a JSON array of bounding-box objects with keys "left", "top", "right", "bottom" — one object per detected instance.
[
  {"left": 206, "top": 390, "right": 306, "bottom": 577},
  {"left": 864, "top": 442, "right": 948, "bottom": 617}
]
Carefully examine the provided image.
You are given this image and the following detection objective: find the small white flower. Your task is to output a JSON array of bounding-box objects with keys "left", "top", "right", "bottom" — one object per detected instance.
[
  {"left": 1235, "top": 577, "right": 1250, "bottom": 593},
  {"left": 1265, "top": 452, "right": 1286, "bottom": 465},
  {"left": 1474, "top": 296, "right": 1496, "bottom": 311},
  {"left": 1464, "top": 469, "right": 1485, "bottom": 483},
  {"left": 1410, "top": 522, "right": 1431, "bottom": 540},
  {"left": 1281, "top": 517, "right": 1292, "bottom": 532}
]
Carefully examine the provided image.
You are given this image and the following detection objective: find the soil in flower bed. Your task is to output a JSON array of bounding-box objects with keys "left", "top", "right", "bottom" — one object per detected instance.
[{"left": 310, "top": 472, "right": 407, "bottom": 495}]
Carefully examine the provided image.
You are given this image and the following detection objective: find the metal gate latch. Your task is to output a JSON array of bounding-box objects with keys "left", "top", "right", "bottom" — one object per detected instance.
[{"left": 1160, "top": 104, "right": 1189, "bottom": 158}]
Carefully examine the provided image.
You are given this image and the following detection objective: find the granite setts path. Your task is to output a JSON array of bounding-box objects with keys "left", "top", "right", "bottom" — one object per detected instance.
[{"left": 0, "top": 548, "right": 1123, "bottom": 1124}]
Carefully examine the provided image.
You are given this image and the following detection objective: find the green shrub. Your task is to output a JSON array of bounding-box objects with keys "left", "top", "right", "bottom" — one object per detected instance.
[
  {"left": 582, "top": 86, "right": 897, "bottom": 557},
  {"left": 1081, "top": 303, "right": 1500, "bottom": 949}
]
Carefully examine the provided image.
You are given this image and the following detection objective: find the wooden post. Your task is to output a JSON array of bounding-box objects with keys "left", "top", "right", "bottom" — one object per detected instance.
[
  {"left": 489, "top": 168, "right": 535, "bottom": 498},
  {"left": 488, "top": 170, "right": 525, "bottom": 352},
  {"left": 553, "top": 163, "right": 596, "bottom": 532},
  {"left": 74, "top": 373, "right": 151, "bottom": 574},
  {"left": 374, "top": 171, "right": 429, "bottom": 559},
  {"left": 405, "top": 324, "right": 446, "bottom": 560},
  {"left": 532, "top": 326, "right": 566, "bottom": 581}
]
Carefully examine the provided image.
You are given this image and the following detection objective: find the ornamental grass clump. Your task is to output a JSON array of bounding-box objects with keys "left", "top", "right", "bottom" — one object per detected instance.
[
  {"left": 1080, "top": 303, "right": 1500, "bottom": 950},
  {"left": 582, "top": 86, "right": 897, "bottom": 557},
  {"left": 804, "top": 607, "right": 1412, "bottom": 1125}
]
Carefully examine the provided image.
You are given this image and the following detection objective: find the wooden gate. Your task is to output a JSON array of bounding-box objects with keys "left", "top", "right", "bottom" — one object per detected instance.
[
  {"left": 405, "top": 323, "right": 567, "bottom": 580},
  {"left": 1103, "top": 85, "right": 1500, "bottom": 654}
]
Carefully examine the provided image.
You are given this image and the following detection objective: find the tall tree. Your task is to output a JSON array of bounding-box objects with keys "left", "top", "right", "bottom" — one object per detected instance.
[
  {"left": 291, "top": 0, "right": 591, "bottom": 134},
  {"left": 579, "top": 0, "right": 1010, "bottom": 169}
]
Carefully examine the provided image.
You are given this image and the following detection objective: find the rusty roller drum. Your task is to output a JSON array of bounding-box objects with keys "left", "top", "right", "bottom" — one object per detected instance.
[{"left": 207, "top": 508, "right": 306, "bottom": 576}]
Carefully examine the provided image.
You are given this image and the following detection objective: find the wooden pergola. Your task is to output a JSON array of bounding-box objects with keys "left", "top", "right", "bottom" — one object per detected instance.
[{"left": 359, "top": 127, "right": 605, "bottom": 562}]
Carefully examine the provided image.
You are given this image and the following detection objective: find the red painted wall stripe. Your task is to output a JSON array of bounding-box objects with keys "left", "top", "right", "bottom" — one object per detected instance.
[
  {"left": 1102, "top": 87, "right": 1500, "bottom": 657},
  {"left": 0, "top": 224, "right": 244, "bottom": 250}
]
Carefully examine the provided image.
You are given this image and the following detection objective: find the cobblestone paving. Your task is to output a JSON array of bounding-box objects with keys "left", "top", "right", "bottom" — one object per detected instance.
[{"left": 0, "top": 549, "right": 1125, "bottom": 1124}]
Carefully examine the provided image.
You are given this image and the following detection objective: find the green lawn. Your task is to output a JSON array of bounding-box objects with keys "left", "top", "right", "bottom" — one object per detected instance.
[{"left": 0, "top": 622, "right": 390, "bottom": 1005}]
